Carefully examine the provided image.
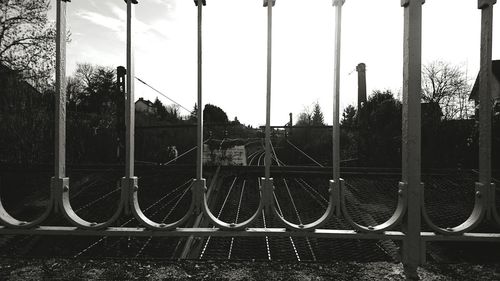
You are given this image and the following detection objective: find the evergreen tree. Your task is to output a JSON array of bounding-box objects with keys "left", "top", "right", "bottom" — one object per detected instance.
[{"left": 311, "top": 102, "right": 325, "bottom": 126}]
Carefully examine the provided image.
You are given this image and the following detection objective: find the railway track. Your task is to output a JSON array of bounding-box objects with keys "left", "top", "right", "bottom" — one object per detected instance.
[{"left": 0, "top": 139, "right": 497, "bottom": 262}]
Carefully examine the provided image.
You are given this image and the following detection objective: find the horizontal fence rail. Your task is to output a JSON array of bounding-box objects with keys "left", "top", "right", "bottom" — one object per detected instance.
[{"left": 0, "top": 0, "right": 497, "bottom": 279}]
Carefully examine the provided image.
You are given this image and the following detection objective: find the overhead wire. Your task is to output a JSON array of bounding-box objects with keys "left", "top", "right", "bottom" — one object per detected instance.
[{"left": 135, "top": 76, "right": 194, "bottom": 115}]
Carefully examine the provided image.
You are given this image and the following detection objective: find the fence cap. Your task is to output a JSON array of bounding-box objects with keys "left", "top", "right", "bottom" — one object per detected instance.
[
  {"left": 263, "top": 0, "right": 276, "bottom": 7},
  {"left": 194, "top": 0, "right": 207, "bottom": 6},
  {"left": 401, "top": 0, "right": 425, "bottom": 7},
  {"left": 478, "top": 0, "right": 497, "bottom": 9},
  {"left": 332, "top": 0, "right": 345, "bottom": 7}
]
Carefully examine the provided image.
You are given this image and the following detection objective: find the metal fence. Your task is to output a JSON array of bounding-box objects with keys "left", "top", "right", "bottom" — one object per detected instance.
[{"left": 0, "top": 0, "right": 497, "bottom": 279}]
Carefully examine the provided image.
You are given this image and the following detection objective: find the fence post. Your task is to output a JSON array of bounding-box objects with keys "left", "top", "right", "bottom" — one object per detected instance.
[
  {"left": 401, "top": 0, "right": 424, "bottom": 279},
  {"left": 195, "top": 0, "right": 206, "bottom": 181},
  {"left": 191, "top": 0, "right": 207, "bottom": 210},
  {"left": 331, "top": 0, "right": 344, "bottom": 216},
  {"left": 121, "top": 0, "right": 139, "bottom": 215},
  {"left": 264, "top": 0, "right": 275, "bottom": 181},
  {"left": 53, "top": 0, "right": 70, "bottom": 213},
  {"left": 478, "top": 0, "right": 496, "bottom": 218},
  {"left": 260, "top": 0, "right": 276, "bottom": 218}
]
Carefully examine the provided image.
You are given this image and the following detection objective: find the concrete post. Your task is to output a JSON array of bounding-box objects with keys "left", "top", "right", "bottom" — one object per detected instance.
[
  {"left": 478, "top": 0, "right": 496, "bottom": 217},
  {"left": 401, "top": 0, "right": 424, "bottom": 279},
  {"left": 122, "top": 0, "right": 139, "bottom": 216},
  {"left": 332, "top": 0, "right": 344, "bottom": 182},
  {"left": 55, "top": 0, "right": 69, "bottom": 179},
  {"left": 53, "top": 0, "right": 71, "bottom": 214},
  {"left": 264, "top": 0, "right": 275, "bottom": 179},
  {"left": 195, "top": 0, "right": 205, "bottom": 180},
  {"left": 125, "top": 0, "right": 137, "bottom": 179}
]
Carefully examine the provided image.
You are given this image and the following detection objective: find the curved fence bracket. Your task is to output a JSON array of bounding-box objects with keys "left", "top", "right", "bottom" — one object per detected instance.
[
  {"left": 0, "top": 179, "right": 54, "bottom": 228},
  {"left": 274, "top": 179, "right": 341, "bottom": 231},
  {"left": 341, "top": 181, "right": 407, "bottom": 233},
  {"left": 59, "top": 177, "right": 124, "bottom": 230},
  {"left": 200, "top": 178, "right": 262, "bottom": 230},
  {"left": 130, "top": 177, "right": 193, "bottom": 230},
  {"left": 421, "top": 182, "right": 487, "bottom": 235}
]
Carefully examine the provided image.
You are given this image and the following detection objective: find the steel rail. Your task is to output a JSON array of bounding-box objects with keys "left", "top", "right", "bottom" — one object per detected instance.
[
  {"left": 267, "top": 141, "right": 325, "bottom": 260},
  {"left": 261, "top": 210, "right": 272, "bottom": 260},
  {"left": 248, "top": 149, "right": 263, "bottom": 165},
  {"left": 130, "top": 181, "right": 195, "bottom": 230},
  {"left": 135, "top": 183, "right": 191, "bottom": 257},
  {"left": 421, "top": 182, "right": 487, "bottom": 235},
  {"left": 227, "top": 180, "right": 246, "bottom": 259},
  {"left": 199, "top": 177, "right": 238, "bottom": 259},
  {"left": 199, "top": 181, "right": 263, "bottom": 230},
  {"left": 246, "top": 150, "right": 260, "bottom": 162},
  {"left": 281, "top": 179, "right": 317, "bottom": 260},
  {"left": 269, "top": 139, "right": 281, "bottom": 167},
  {"left": 286, "top": 140, "right": 324, "bottom": 167},
  {"left": 70, "top": 177, "right": 112, "bottom": 200},
  {"left": 273, "top": 192, "right": 301, "bottom": 261},
  {"left": 257, "top": 150, "right": 266, "bottom": 166},
  {"left": 296, "top": 178, "right": 329, "bottom": 206},
  {"left": 162, "top": 140, "right": 210, "bottom": 166},
  {"left": 59, "top": 177, "right": 130, "bottom": 229},
  {"left": 340, "top": 181, "right": 407, "bottom": 233},
  {"left": 293, "top": 179, "right": 327, "bottom": 209},
  {"left": 268, "top": 140, "right": 337, "bottom": 230},
  {"left": 247, "top": 149, "right": 264, "bottom": 165},
  {"left": 0, "top": 188, "right": 53, "bottom": 228},
  {"left": 74, "top": 188, "right": 120, "bottom": 213},
  {"left": 73, "top": 179, "right": 192, "bottom": 257}
]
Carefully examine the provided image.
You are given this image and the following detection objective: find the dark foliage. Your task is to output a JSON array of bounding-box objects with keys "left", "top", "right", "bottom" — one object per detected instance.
[{"left": 357, "top": 90, "right": 402, "bottom": 167}]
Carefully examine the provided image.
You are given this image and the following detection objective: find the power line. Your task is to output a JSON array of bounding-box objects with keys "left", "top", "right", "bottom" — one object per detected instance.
[{"left": 135, "top": 76, "right": 193, "bottom": 114}]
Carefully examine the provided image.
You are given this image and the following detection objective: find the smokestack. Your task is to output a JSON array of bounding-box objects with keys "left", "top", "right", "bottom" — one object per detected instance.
[{"left": 356, "top": 63, "right": 367, "bottom": 110}]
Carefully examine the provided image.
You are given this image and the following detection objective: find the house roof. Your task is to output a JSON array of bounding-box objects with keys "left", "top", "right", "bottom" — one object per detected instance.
[
  {"left": 0, "top": 63, "right": 42, "bottom": 95},
  {"left": 469, "top": 60, "right": 500, "bottom": 101},
  {"left": 135, "top": 97, "right": 154, "bottom": 107}
]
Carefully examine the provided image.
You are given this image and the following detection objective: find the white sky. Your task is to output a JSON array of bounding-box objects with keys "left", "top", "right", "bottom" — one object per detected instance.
[{"left": 49, "top": 0, "right": 499, "bottom": 126}]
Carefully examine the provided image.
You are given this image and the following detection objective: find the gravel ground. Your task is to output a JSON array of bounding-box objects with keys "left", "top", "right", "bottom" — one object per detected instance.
[{"left": 1, "top": 258, "right": 500, "bottom": 280}]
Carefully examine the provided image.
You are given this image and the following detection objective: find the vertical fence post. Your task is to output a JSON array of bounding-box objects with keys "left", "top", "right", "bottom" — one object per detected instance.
[
  {"left": 192, "top": 0, "right": 207, "bottom": 214},
  {"left": 401, "top": 0, "right": 424, "bottom": 279},
  {"left": 478, "top": 0, "right": 496, "bottom": 217},
  {"left": 331, "top": 0, "right": 344, "bottom": 216},
  {"left": 264, "top": 0, "right": 274, "bottom": 181},
  {"left": 261, "top": 0, "right": 276, "bottom": 217},
  {"left": 196, "top": 0, "right": 205, "bottom": 181},
  {"left": 52, "top": 0, "right": 70, "bottom": 213},
  {"left": 121, "top": 0, "right": 139, "bottom": 215}
]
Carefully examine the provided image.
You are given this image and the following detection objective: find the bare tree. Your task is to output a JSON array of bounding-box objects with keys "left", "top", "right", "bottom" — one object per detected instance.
[
  {"left": 422, "top": 61, "right": 474, "bottom": 120},
  {"left": 0, "top": 0, "right": 56, "bottom": 88}
]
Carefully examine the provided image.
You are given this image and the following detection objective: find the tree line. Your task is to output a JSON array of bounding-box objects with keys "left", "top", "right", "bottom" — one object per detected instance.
[{"left": 1, "top": 0, "right": 498, "bottom": 169}]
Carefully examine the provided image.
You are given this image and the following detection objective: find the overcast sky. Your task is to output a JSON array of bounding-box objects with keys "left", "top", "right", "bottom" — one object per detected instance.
[{"left": 49, "top": 0, "right": 499, "bottom": 126}]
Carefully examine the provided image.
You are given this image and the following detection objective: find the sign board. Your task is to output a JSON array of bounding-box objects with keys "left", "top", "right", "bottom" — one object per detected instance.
[{"left": 203, "top": 144, "right": 247, "bottom": 166}]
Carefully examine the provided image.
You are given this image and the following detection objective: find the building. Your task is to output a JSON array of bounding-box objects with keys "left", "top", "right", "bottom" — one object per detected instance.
[
  {"left": 0, "top": 63, "right": 44, "bottom": 112},
  {"left": 135, "top": 97, "right": 156, "bottom": 114},
  {"left": 469, "top": 60, "right": 500, "bottom": 116}
]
